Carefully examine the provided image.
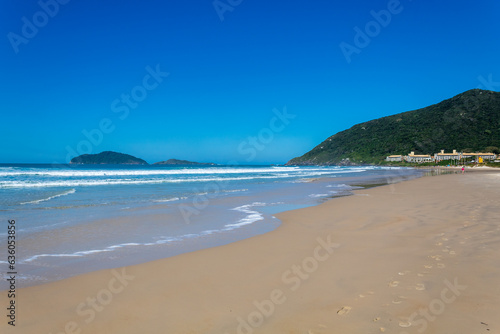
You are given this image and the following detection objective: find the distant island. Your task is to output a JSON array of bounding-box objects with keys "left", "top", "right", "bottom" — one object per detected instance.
[
  {"left": 153, "top": 159, "right": 216, "bottom": 166},
  {"left": 69, "top": 152, "right": 216, "bottom": 166},
  {"left": 70, "top": 151, "right": 148, "bottom": 165},
  {"left": 287, "top": 89, "right": 500, "bottom": 165}
]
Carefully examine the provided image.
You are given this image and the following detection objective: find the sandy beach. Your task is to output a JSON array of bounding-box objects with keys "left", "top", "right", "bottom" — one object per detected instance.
[{"left": 2, "top": 171, "right": 500, "bottom": 333}]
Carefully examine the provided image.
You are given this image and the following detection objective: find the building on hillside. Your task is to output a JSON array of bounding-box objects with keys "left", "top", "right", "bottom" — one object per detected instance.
[
  {"left": 461, "top": 152, "right": 496, "bottom": 161},
  {"left": 434, "top": 149, "right": 460, "bottom": 161},
  {"left": 405, "top": 152, "right": 433, "bottom": 163},
  {"left": 385, "top": 155, "right": 403, "bottom": 162}
]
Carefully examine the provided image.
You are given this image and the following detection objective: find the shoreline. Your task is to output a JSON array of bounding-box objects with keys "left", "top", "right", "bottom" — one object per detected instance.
[
  {"left": 2, "top": 170, "right": 500, "bottom": 333},
  {"left": 417, "top": 165, "right": 500, "bottom": 171},
  {"left": 2, "top": 167, "right": 424, "bottom": 290}
]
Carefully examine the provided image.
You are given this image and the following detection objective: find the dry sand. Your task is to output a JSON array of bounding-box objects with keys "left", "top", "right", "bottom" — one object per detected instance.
[{"left": 2, "top": 172, "right": 500, "bottom": 333}]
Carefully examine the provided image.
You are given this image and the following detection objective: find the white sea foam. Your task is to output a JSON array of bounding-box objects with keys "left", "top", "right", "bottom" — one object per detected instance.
[
  {"left": 0, "top": 167, "right": 301, "bottom": 177},
  {"left": 225, "top": 202, "right": 266, "bottom": 228},
  {"left": 308, "top": 193, "right": 330, "bottom": 198},
  {"left": 19, "top": 221, "right": 259, "bottom": 264},
  {"left": 153, "top": 197, "right": 188, "bottom": 203},
  {"left": 223, "top": 188, "right": 248, "bottom": 193},
  {"left": 20, "top": 189, "right": 76, "bottom": 204},
  {"left": 0, "top": 165, "right": 392, "bottom": 189},
  {"left": 327, "top": 184, "right": 350, "bottom": 188},
  {"left": 0, "top": 173, "right": 333, "bottom": 188},
  {"left": 0, "top": 166, "right": 388, "bottom": 178}
]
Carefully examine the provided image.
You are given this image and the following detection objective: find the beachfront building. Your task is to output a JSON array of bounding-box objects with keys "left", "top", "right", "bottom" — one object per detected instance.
[
  {"left": 461, "top": 152, "right": 496, "bottom": 161},
  {"left": 405, "top": 152, "right": 433, "bottom": 163},
  {"left": 434, "top": 149, "right": 460, "bottom": 161},
  {"left": 385, "top": 155, "right": 403, "bottom": 162},
  {"left": 385, "top": 150, "right": 497, "bottom": 164}
]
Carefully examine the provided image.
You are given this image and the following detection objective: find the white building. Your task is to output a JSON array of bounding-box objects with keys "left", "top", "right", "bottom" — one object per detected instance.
[
  {"left": 385, "top": 155, "right": 403, "bottom": 162},
  {"left": 461, "top": 152, "right": 496, "bottom": 161},
  {"left": 434, "top": 149, "right": 460, "bottom": 161},
  {"left": 406, "top": 152, "right": 433, "bottom": 163}
]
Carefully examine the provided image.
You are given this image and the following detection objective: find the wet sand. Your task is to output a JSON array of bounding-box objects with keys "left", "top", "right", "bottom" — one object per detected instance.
[{"left": 2, "top": 171, "right": 500, "bottom": 333}]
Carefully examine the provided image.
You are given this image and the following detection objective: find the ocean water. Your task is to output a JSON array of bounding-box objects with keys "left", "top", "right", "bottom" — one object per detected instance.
[{"left": 0, "top": 164, "right": 424, "bottom": 288}]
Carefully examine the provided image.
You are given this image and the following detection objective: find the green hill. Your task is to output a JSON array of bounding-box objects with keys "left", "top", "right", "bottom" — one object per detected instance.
[
  {"left": 70, "top": 151, "right": 148, "bottom": 165},
  {"left": 287, "top": 89, "right": 500, "bottom": 165}
]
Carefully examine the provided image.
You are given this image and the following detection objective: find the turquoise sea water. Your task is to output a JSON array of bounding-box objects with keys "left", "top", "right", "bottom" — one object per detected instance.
[{"left": 0, "top": 164, "right": 424, "bottom": 288}]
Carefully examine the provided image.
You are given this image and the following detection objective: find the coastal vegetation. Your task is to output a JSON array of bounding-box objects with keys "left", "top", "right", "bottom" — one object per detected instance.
[
  {"left": 70, "top": 151, "right": 148, "bottom": 165},
  {"left": 287, "top": 89, "right": 500, "bottom": 165},
  {"left": 70, "top": 152, "right": 214, "bottom": 166}
]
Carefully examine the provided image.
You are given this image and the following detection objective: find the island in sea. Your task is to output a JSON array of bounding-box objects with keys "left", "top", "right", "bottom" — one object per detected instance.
[
  {"left": 70, "top": 151, "right": 148, "bottom": 165},
  {"left": 69, "top": 152, "right": 216, "bottom": 166}
]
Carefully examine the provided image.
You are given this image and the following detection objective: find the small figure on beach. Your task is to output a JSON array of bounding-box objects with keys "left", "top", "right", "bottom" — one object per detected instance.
[{"left": 461, "top": 166, "right": 465, "bottom": 174}]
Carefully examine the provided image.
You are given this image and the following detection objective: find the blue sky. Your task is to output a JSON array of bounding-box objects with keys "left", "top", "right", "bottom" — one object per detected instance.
[{"left": 1, "top": 0, "right": 499, "bottom": 164}]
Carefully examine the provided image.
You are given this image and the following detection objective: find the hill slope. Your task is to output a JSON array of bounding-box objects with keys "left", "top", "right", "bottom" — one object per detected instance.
[
  {"left": 287, "top": 89, "right": 500, "bottom": 165},
  {"left": 70, "top": 151, "right": 148, "bottom": 165}
]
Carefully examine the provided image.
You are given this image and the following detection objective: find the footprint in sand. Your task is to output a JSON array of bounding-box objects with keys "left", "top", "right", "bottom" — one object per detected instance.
[
  {"left": 449, "top": 251, "right": 456, "bottom": 255},
  {"left": 392, "top": 298, "right": 404, "bottom": 304},
  {"left": 424, "top": 265, "right": 433, "bottom": 269},
  {"left": 430, "top": 255, "right": 442, "bottom": 261},
  {"left": 437, "top": 263, "right": 446, "bottom": 268},
  {"left": 337, "top": 306, "right": 352, "bottom": 316},
  {"left": 380, "top": 327, "right": 386, "bottom": 332},
  {"left": 415, "top": 283, "right": 426, "bottom": 291},
  {"left": 399, "top": 320, "right": 412, "bottom": 328},
  {"left": 388, "top": 281, "right": 400, "bottom": 287}
]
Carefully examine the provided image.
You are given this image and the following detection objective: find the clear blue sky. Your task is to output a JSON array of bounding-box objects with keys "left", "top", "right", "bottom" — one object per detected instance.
[{"left": 1, "top": 0, "right": 499, "bottom": 164}]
